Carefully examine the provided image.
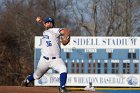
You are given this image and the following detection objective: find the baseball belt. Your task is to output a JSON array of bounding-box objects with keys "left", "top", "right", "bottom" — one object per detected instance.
[{"left": 43, "top": 56, "right": 56, "bottom": 60}]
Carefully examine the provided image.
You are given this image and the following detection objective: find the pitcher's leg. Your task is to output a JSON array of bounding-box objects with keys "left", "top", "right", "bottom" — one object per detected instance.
[
  {"left": 21, "top": 56, "right": 49, "bottom": 86},
  {"left": 60, "top": 72, "right": 67, "bottom": 88},
  {"left": 51, "top": 58, "right": 67, "bottom": 89},
  {"left": 27, "top": 73, "right": 35, "bottom": 83}
]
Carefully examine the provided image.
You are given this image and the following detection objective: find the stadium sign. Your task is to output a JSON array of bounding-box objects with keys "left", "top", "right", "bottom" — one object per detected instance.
[{"left": 35, "top": 74, "right": 140, "bottom": 87}]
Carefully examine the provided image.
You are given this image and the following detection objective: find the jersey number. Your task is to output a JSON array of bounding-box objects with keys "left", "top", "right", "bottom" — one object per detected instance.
[{"left": 46, "top": 41, "right": 52, "bottom": 47}]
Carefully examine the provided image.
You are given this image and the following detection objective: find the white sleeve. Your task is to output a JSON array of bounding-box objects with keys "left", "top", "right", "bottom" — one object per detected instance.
[{"left": 52, "top": 28, "right": 64, "bottom": 37}]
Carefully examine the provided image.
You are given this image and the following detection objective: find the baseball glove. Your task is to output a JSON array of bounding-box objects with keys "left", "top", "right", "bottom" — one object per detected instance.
[{"left": 61, "top": 36, "right": 70, "bottom": 46}]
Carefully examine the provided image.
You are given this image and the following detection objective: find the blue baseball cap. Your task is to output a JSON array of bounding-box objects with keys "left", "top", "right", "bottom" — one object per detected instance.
[{"left": 44, "top": 17, "right": 54, "bottom": 25}]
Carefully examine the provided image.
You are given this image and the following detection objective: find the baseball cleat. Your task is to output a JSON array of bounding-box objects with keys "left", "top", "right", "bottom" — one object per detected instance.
[
  {"left": 21, "top": 75, "right": 30, "bottom": 87},
  {"left": 59, "top": 87, "right": 70, "bottom": 93}
]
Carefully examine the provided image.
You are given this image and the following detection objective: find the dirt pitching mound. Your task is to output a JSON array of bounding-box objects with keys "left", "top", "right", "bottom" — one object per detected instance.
[{"left": 0, "top": 86, "right": 106, "bottom": 93}]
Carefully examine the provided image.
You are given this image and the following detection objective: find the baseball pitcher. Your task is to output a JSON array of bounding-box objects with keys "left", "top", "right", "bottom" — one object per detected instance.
[{"left": 21, "top": 17, "right": 70, "bottom": 93}]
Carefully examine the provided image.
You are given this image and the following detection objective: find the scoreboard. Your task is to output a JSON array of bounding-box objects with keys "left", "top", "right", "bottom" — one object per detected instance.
[{"left": 34, "top": 36, "right": 140, "bottom": 87}]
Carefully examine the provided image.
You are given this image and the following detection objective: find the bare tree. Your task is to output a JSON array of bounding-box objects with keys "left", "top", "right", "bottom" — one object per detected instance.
[
  {"left": 0, "top": 0, "right": 74, "bottom": 85},
  {"left": 71, "top": 0, "right": 140, "bottom": 36}
]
